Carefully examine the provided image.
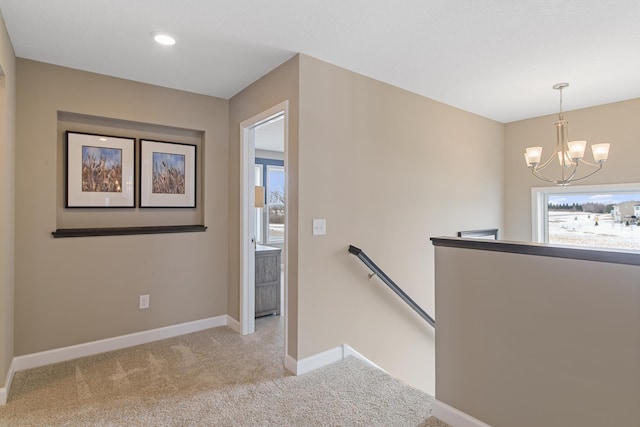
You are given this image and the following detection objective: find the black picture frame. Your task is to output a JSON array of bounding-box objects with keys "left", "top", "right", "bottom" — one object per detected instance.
[
  {"left": 65, "top": 131, "right": 135, "bottom": 208},
  {"left": 139, "top": 139, "right": 196, "bottom": 208}
]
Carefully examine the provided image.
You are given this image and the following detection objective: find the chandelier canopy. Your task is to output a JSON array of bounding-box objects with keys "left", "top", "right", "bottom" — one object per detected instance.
[{"left": 524, "top": 83, "right": 610, "bottom": 186}]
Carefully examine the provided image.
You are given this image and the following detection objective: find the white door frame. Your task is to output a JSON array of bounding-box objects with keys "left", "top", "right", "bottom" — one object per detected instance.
[{"left": 239, "top": 101, "right": 289, "bottom": 351}]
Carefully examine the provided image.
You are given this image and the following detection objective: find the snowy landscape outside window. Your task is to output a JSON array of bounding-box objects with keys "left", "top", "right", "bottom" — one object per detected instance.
[{"left": 532, "top": 184, "right": 640, "bottom": 251}]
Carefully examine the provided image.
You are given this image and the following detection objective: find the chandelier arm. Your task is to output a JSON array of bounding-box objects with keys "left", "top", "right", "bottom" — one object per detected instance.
[
  {"left": 534, "top": 154, "right": 557, "bottom": 171},
  {"left": 536, "top": 133, "right": 567, "bottom": 171},
  {"left": 532, "top": 163, "right": 583, "bottom": 186},
  {"left": 530, "top": 168, "right": 559, "bottom": 184},
  {"left": 563, "top": 164, "right": 578, "bottom": 183},
  {"left": 563, "top": 162, "right": 604, "bottom": 183},
  {"left": 578, "top": 159, "right": 602, "bottom": 168}
]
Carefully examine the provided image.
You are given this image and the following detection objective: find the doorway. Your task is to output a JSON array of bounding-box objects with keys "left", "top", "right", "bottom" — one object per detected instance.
[{"left": 239, "top": 101, "right": 288, "bottom": 359}]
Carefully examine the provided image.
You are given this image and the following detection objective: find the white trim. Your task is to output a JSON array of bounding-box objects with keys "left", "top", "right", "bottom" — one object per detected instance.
[
  {"left": 12, "top": 316, "right": 227, "bottom": 373},
  {"left": 295, "top": 346, "right": 344, "bottom": 375},
  {"left": 239, "top": 102, "right": 287, "bottom": 336},
  {"left": 239, "top": 116, "right": 257, "bottom": 336},
  {"left": 530, "top": 186, "right": 547, "bottom": 242},
  {"left": 0, "top": 359, "right": 16, "bottom": 405},
  {"left": 289, "top": 344, "right": 383, "bottom": 376},
  {"left": 238, "top": 100, "right": 289, "bottom": 374},
  {"left": 281, "top": 102, "right": 290, "bottom": 377},
  {"left": 433, "top": 400, "right": 492, "bottom": 427},
  {"left": 343, "top": 345, "right": 388, "bottom": 373}
]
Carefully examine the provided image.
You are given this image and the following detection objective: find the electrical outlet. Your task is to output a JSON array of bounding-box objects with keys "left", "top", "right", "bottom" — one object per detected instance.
[{"left": 139, "top": 294, "right": 149, "bottom": 309}]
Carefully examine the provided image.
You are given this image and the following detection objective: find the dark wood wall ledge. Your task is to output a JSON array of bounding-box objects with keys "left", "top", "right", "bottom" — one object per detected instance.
[
  {"left": 430, "top": 237, "right": 640, "bottom": 267},
  {"left": 52, "top": 225, "right": 207, "bottom": 238}
]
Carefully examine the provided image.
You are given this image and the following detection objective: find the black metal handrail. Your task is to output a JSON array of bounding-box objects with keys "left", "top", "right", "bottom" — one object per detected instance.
[{"left": 348, "top": 245, "right": 435, "bottom": 328}]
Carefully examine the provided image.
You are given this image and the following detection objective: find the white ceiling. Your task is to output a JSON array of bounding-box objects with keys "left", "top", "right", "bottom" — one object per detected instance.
[{"left": 1, "top": 0, "right": 639, "bottom": 123}]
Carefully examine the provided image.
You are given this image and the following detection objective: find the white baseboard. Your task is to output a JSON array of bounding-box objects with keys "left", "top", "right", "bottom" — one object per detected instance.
[
  {"left": 343, "top": 345, "right": 388, "bottom": 373},
  {"left": 0, "top": 359, "right": 16, "bottom": 405},
  {"left": 295, "top": 346, "right": 344, "bottom": 375},
  {"left": 433, "top": 400, "right": 492, "bottom": 427},
  {"left": 291, "top": 343, "right": 381, "bottom": 376},
  {"left": 12, "top": 315, "right": 228, "bottom": 374}
]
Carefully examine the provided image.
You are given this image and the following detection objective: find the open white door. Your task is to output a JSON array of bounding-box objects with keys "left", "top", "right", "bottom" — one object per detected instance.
[
  {"left": 239, "top": 101, "right": 288, "bottom": 339},
  {"left": 240, "top": 122, "right": 257, "bottom": 335}
]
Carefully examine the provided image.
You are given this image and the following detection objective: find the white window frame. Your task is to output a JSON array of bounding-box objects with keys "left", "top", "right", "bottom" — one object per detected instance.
[{"left": 531, "top": 182, "right": 640, "bottom": 244}]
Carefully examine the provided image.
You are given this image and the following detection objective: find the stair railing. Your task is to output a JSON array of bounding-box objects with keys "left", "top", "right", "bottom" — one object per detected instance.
[{"left": 348, "top": 245, "right": 435, "bottom": 328}]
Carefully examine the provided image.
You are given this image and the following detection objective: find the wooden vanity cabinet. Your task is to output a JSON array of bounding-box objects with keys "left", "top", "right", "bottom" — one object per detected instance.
[{"left": 255, "top": 245, "right": 281, "bottom": 317}]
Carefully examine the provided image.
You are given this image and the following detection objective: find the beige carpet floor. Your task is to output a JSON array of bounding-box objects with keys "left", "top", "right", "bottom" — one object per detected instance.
[{"left": 0, "top": 315, "right": 450, "bottom": 426}]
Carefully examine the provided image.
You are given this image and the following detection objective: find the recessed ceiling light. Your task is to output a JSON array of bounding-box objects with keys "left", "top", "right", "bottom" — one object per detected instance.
[
  {"left": 151, "top": 32, "right": 176, "bottom": 46},
  {"left": 99, "top": 137, "right": 108, "bottom": 141}
]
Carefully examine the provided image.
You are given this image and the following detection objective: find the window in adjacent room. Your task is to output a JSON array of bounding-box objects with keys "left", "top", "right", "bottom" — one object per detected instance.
[
  {"left": 532, "top": 183, "right": 640, "bottom": 251},
  {"left": 266, "top": 165, "right": 285, "bottom": 244},
  {"left": 255, "top": 164, "right": 263, "bottom": 244}
]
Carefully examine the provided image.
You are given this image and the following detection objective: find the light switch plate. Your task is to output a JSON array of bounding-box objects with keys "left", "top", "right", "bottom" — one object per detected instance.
[
  {"left": 139, "top": 294, "right": 149, "bottom": 309},
  {"left": 312, "top": 219, "right": 326, "bottom": 235}
]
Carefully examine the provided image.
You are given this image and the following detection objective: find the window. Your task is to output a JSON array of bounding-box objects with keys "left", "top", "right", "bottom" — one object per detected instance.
[
  {"left": 266, "top": 165, "right": 285, "bottom": 244},
  {"left": 532, "top": 183, "right": 640, "bottom": 251},
  {"left": 254, "top": 158, "right": 285, "bottom": 245},
  {"left": 254, "top": 164, "right": 263, "bottom": 244}
]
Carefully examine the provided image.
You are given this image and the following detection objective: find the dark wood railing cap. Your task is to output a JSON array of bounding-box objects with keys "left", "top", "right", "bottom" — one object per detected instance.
[{"left": 430, "top": 237, "right": 640, "bottom": 266}]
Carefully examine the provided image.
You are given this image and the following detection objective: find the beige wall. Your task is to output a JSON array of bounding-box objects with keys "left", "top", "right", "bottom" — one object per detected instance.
[
  {"left": 434, "top": 245, "right": 640, "bottom": 427},
  {"left": 504, "top": 98, "right": 640, "bottom": 241},
  {"left": 228, "top": 56, "right": 300, "bottom": 358},
  {"left": 15, "top": 60, "right": 229, "bottom": 355},
  {"left": 227, "top": 54, "right": 503, "bottom": 385},
  {"left": 296, "top": 55, "right": 503, "bottom": 392},
  {"left": 0, "top": 12, "right": 15, "bottom": 387}
]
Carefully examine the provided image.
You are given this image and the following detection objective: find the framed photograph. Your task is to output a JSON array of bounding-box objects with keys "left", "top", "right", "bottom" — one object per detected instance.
[
  {"left": 140, "top": 139, "right": 196, "bottom": 208},
  {"left": 66, "top": 131, "right": 135, "bottom": 208}
]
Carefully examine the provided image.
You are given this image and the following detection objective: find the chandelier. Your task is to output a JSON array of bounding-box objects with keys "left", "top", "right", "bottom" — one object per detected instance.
[{"left": 524, "top": 83, "right": 610, "bottom": 186}]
